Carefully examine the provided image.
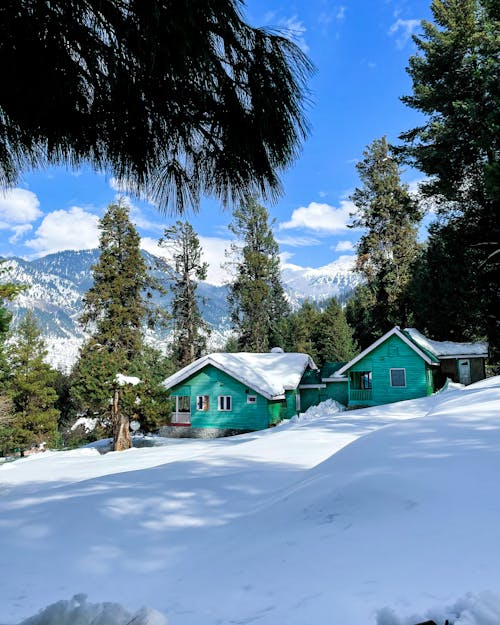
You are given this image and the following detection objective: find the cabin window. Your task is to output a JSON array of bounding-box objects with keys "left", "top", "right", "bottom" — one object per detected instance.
[
  {"left": 196, "top": 395, "right": 210, "bottom": 411},
  {"left": 390, "top": 368, "right": 406, "bottom": 387},
  {"left": 351, "top": 371, "right": 372, "bottom": 390},
  {"left": 247, "top": 395, "right": 257, "bottom": 404},
  {"left": 218, "top": 395, "right": 232, "bottom": 411},
  {"left": 175, "top": 396, "right": 191, "bottom": 413}
]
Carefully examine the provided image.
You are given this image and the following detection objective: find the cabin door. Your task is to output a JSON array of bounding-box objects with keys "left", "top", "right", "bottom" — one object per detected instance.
[{"left": 458, "top": 359, "right": 471, "bottom": 385}]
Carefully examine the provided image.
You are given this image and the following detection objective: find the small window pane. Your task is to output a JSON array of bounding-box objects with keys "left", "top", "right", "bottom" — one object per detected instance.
[
  {"left": 390, "top": 369, "right": 406, "bottom": 387},
  {"left": 177, "top": 396, "right": 190, "bottom": 412},
  {"left": 247, "top": 395, "right": 257, "bottom": 404},
  {"left": 196, "top": 395, "right": 209, "bottom": 411},
  {"left": 361, "top": 372, "right": 372, "bottom": 389},
  {"left": 218, "top": 396, "right": 232, "bottom": 411}
]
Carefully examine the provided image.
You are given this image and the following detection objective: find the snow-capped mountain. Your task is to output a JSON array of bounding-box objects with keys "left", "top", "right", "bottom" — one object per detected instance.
[
  {"left": 2, "top": 249, "right": 360, "bottom": 370},
  {"left": 282, "top": 255, "right": 361, "bottom": 307}
]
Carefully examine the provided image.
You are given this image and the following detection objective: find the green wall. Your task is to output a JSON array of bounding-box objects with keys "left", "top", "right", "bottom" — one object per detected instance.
[
  {"left": 300, "top": 381, "right": 348, "bottom": 412},
  {"left": 170, "top": 364, "right": 295, "bottom": 431},
  {"left": 347, "top": 334, "right": 432, "bottom": 406}
]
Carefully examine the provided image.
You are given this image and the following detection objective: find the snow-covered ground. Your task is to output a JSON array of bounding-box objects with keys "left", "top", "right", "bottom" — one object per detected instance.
[{"left": 1, "top": 378, "right": 499, "bottom": 625}]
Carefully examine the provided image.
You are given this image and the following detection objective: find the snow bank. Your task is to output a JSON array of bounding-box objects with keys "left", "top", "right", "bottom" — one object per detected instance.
[
  {"left": 299, "top": 398, "right": 345, "bottom": 420},
  {"left": 377, "top": 591, "right": 500, "bottom": 625},
  {"left": 18, "top": 594, "right": 167, "bottom": 625}
]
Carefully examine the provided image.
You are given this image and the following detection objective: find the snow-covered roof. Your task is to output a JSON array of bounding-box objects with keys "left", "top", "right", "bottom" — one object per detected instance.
[
  {"left": 334, "top": 326, "right": 438, "bottom": 377},
  {"left": 404, "top": 328, "right": 488, "bottom": 359},
  {"left": 163, "top": 352, "right": 318, "bottom": 400}
]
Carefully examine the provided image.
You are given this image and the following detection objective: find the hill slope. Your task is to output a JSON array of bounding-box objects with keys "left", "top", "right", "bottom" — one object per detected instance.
[{"left": 1, "top": 377, "right": 499, "bottom": 625}]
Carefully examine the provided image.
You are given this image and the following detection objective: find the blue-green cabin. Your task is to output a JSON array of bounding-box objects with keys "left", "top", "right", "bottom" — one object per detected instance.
[
  {"left": 162, "top": 351, "right": 317, "bottom": 436},
  {"left": 332, "top": 326, "right": 488, "bottom": 408}
]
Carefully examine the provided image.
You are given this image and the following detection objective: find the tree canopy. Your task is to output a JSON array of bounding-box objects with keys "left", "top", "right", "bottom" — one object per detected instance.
[
  {"left": 398, "top": 0, "right": 499, "bottom": 359},
  {"left": 0, "top": 0, "right": 313, "bottom": 212}
]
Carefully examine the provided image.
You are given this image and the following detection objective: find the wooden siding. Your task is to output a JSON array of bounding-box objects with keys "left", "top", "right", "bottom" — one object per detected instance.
[
  {"left": 347, "top": 334, "right": 431, "bottom": 406},
  {"left": 169, "top": 364, "right": 300, "bottom": 431},
  {"left": 169, "top": 364, "right": 271, "bottom": 431}
]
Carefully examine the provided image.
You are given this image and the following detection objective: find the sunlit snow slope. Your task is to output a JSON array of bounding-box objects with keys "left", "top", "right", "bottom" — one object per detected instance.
[{"left": 1, "top": 378, "right": 499, "bottom": 625}]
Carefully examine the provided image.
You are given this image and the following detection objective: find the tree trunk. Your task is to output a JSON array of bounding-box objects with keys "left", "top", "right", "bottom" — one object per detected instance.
[{"left": 111, "top": 387, "right": 131, "bottom": 451}]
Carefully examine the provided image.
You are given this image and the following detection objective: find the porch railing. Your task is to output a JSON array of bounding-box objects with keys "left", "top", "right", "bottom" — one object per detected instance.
[
  {"left": 171, "top": 412, "right": 191, "bottom": 425},
  {"left": 349, "top": 389, "right": 372, "bottom": 402}
]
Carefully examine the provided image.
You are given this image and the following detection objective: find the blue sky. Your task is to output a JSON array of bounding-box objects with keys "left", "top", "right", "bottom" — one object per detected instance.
[{"left": 0, "top": 0, "right": 431, "bottom": 284}]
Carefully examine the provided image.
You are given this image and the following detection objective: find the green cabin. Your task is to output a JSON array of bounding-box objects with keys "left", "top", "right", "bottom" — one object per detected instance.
[
  {"left": 332, "top": 326, "right": 488, "bottom": 408},
  {"left": 162, "top": 351, "right": 318, "bottom": 436}
]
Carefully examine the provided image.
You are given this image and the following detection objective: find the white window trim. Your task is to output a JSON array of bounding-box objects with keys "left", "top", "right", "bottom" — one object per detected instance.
[
  {"left": 218, "top": 395, "right": 232, "bottom": 411},
  {"left": 246, "top": 395, "right": 257, "bottom": 404},
  {"left": 196, "top": 395, "right": 209, "bottom": 411},
  {"left": 175, "top": 396, "right": 191, "bottom": 413},
  {"left": 390, "top": 368, "right": 406, "bottom": 387}
]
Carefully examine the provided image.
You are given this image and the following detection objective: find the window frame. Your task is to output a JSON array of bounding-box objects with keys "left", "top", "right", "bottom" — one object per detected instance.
[
  {"left": 218, "top": 395, "right": 232, "bottom": 411},
  {"left": 175, "top": 395, "right": 191, "bottom": 413},
  {"left": 246, "top": 395, "right": 257, "bottom": 405},
  {"left": 390, "top": 368, "right": 407, "bottom": 387},
  {"left": 196, "top": 395, "right": 210, "bottom": 411}
]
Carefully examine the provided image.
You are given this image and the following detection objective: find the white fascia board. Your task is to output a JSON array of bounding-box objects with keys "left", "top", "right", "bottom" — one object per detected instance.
[
  {"left": 335, "top": 326, "right": 435, "bottom": 377},
  {"left": 439, "top": 354, "right": 488, "bottom": 360},
  {"left": 322, "top": 377, "right": 348, "bottom": 382},
  {"left": 298, "top": 384, "right": 327, "bottom": 389},
  {"left": 163, "top": 356, "right": 211, "bottom": 390}
]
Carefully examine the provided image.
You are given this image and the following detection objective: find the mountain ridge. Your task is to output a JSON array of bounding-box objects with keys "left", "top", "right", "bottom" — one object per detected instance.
[{"left": 2, "top": 249, "right": 361, "bottom": 370}]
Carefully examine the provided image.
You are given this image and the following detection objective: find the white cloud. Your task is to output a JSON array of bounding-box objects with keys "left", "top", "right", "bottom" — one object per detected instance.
[
  {"left": 336, "top": 6, "right": 346, "bottom": 21},
  {"left": 279, "top": 251, "right": 295, "bottom": 265},
  {"left": 114, "top": 194, "right": 164, "bottom": 232},
  {"left": 0, "top": 188, "right": 42, "bottom": 224},
  {"left": 334, "top": 240, "right": 355, "bottom": 252},
  {"left": 279, "top": 16, "right": 309, "bottom": 53},
  {"left": 275, "top": 234, "right": 321, "bottom": 247},
  {"left": 279, "top": 200, "right": 355, "bottom": 233},
  {"left": 26, "top": 207, "right": 100, "bottom": 256},
  {"left": 318, "top": 5, "right": 346, "bottom": 29},
  {"left": 141, "top": 235, "right": 235, "bottom": 287},
  {"left": 9, "top": 224, "right": 33, "bottom": 244},
  {"left": 389, "top": 18, "right": 420, "bottom": 48}
]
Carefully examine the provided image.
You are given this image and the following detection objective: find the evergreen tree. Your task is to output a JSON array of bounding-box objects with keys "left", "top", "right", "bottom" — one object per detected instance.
[
  {"left": 228, "top": 196, "right": 290, "bottom": 352},
  {"left": 1, "top": 1, "right": 312, "bottom": 212},
  {"left": 159, "top": 221, "right": 209, "bottom": 368},
  {"left": 278, "top": 301, "right": 322, "bottom": 363},
  {"left": 349, "top": 136, "right": 422, "bottom": 346},
  {"left": 398, "top": 0, "right": 499, "bottom": 359},
  {"left": 0, "top": 261, "right": 25, "bottom": 383},
  {"left": 315, "top": 298, "right": 357, "bottom": 364},
  {"left": 279, "top": 299, "right": 356, "bottom": 366},
  {"left": 122, "top": 346, "right": 173, "bottom": 434},
  {"left": 7, "top": 311, "right": 59, "bottom": 452},
  {"left": 72, "top": 201, "right": 164, "bottom": 451}
]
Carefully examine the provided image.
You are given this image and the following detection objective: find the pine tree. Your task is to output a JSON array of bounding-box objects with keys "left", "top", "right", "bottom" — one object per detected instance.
[
  {"left": 398, "top": 0, "right": 499, "bottom": 360},
  {"left": 279, "top": 299, "right": 356, "bottom": 366},
  {"left": 315, "top": 298, "right": 357, "bottom": 364},
  {"left": 7, "top": 311, "right": 59, "bottom": 452},
  {"left": 228, "top": 196, "right": 290, "bottom": 352},
  {"left": 1, "top": 1, "right": 312, "bottom": 212},
  {"left": 159, "top": 221, "right": 209, "bottom": 368},
  {"left": 349, "top": 136, "right": 422, "bottom": 346},
  {"left": 72, "top": 201, "right": 163, "bottom": 451},
  {"left": 0, "top": 261, "right": 25, "bottom": 383}
]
